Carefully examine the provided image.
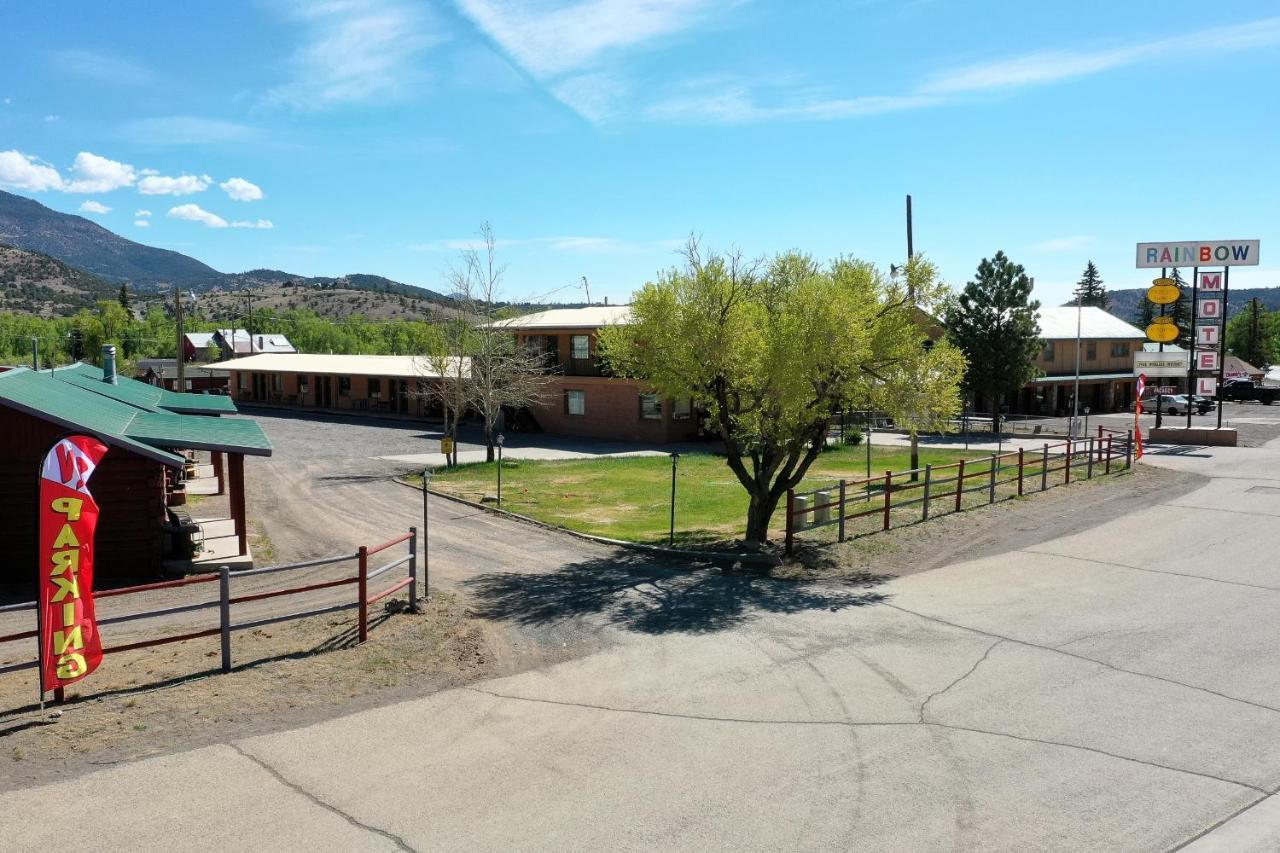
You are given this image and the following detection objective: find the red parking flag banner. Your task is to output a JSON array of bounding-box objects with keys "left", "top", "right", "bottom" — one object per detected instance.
[
  {"left": 1134, "top": 374, "right": 1145, "bottom": 459},
  {"left": 39, "top": 436, "right": 109, "bottom": 691}
]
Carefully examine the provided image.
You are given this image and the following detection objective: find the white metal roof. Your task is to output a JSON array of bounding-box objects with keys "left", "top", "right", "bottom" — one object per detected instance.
[
  {"left": 489, "top": 305, "right": 632, "bottom": 330},
  {"left": 209, "top": 352, "right": 470, "bottom": 379},
  {"left": 185, "top": 332, "right": 216, "bottom": 348},
  {"left": 1037, "top": 307, "right": 1145, "bottom": 341}
]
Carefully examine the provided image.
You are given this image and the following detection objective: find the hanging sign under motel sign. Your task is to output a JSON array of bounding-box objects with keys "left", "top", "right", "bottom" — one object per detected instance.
[
  {"left": 1147, "top": 279, "right": 1181, "bottom": 304},
  {"left": 1146, "top": 318, "right": 1180, "bottom": 344},
  {"left": 39, "top": 436, "right": 108, "bottom": 690},
  {"left": 1136, "top": 240, "right": 1260, "bottom": 268},
  {"left": 1134, "top": 350, "right": 1190, "bottom": 377}
]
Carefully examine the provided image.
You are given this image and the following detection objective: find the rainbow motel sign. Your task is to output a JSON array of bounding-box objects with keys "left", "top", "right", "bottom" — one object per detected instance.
[{"left": 1136, "top": 240, "right": 1260, "bottom": 268}]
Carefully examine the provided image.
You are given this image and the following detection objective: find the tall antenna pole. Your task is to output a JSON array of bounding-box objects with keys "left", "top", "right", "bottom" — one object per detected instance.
[
  {"left": 581, "top": 276, "right": 591, "bottom": 305},
  {"left": 905, "top": 194, "right": 915, "bottom": 300},
  {"left": 1071, "top": 289, "right": 1082, "bottom": 437},
  {"left": 175, "top": 285, "right": 186, "bottom": 391}
]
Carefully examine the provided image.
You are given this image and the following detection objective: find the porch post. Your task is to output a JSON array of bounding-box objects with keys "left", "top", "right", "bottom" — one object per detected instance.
[
  {"left": 228, "top": 452, "right": 248, "bottom": 556},
  {"left": 212, "top": 451, "right": 225, "bottom": 496}
]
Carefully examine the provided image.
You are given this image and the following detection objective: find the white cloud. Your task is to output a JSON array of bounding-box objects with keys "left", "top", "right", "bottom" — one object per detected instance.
[
  {"left": 135, "top": 209, "right": 152, "bottom": 217},
  {"left": 78, "top": 200, "right": 111, "bottom": 215},
  {"left": 138, "top": 173, "right": 212, "bottom": 195},
  {"left": 1030, "top": 235, "right": 1095, "bottom": 253},
  {"left": 49, "top": 49, "right": 153, "bottom": 86},
  {"left": 458, "top": 0, "right": 717, "bottom": 78},
  {"left": 134, "top": 219, "right": 150, "bottom": 228},
  {"left": 167, "top": 203, "right": 228, "bottom": 228},
  {"left": 647, "top": 84, "right": 938, "bottom": 124},
  {"left": 64, "top": 152, "right": 136, "bottom": 192},
  {"left": 0, "top": 150, "right": 65, "bottom": 191},
  {"left": 231, "top": 219, "right": 274, "bottom": 229},
  {"left": 220, "top": 177, "right": 264, "bottom": 201},
  {"left": 921, "top": 17, "right": 1280, "bottom": 95},
  {"left": 265, "top": 0, "right": 443, "bottom": 110}
]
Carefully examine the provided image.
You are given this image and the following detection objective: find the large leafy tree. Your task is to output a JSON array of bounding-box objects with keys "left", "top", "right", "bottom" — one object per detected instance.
[
  {"left": 944, "top": 251, "right": 1042, "bottom": 430},
  {"left": 1073, "top": 261, "right": 1109, "bottom": 309},
  {"left": 1226, "top": 299, "right": 1280, "bottom": 367},
  {"left": 600, "top": 242, "right": 962, "bottom": 544}
]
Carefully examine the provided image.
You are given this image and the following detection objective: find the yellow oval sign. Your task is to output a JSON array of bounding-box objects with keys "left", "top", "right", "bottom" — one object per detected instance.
[
  {"left": 1151, "top": 315, "right": 1175, "bottom": 325},
  {"left": 1147, "top": 282, "right": 1181, "bottom": 305},
  {"left": 1151, "top": 277, "right": 1176, "bottom": 287},
  {"left": 1147, "top": 322, "right": 1180, "bottom": 343}
]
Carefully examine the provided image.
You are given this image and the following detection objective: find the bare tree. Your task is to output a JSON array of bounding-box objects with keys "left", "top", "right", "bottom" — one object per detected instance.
[
  {"left": 453, "top": 223, "right": 548, "bottom": 462},
  {"left": 415, "top": 322, "right": 471, "bottom": 467}
]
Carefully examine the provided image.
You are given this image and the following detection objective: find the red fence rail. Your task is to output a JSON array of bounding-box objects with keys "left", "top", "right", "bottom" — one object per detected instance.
[
  {"left": 784, "top": 433, "right": 1133, "bottom": 554},
  {"left": 0, "top": 528, "right": 420, "bottom": 701}
]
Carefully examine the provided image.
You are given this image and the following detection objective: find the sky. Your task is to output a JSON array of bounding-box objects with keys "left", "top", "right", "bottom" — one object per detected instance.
[{"left": 2, "top": 0, "right": 1278, "bottom": 307}]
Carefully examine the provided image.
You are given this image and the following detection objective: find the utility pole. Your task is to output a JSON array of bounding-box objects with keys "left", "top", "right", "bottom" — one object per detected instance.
[
  {"left": 244, "top": 291, "right": 254, "bottom": 354},
  {"left": 1071, "top": 289, "right": 1082, "bottom": 437},
  {"left": 581, "top": 276, "right": 591, "bottom": 306},
  {"left": 31, "top": 337, "right": 39, "bottom": 370},
  {"left": 175, "top": 285, "right": 186, "bottom": 391}
]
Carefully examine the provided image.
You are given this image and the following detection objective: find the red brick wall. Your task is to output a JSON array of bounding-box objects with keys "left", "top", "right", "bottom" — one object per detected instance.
[
  {"left": 529, "top": 377, "right": 700, "bottom": 443},
  {"left": 0, "top": 407, "right": 168, "bottom": 586}
]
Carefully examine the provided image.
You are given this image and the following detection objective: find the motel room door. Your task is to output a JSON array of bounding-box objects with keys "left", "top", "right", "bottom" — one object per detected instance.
[{"left": 318, "top": 375, "right": 333, "bottom": 408}]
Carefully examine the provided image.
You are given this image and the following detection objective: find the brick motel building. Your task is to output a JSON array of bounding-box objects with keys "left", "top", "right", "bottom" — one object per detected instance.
[{"left": 0, "top": 354, "right": 271, "bottom": 588}]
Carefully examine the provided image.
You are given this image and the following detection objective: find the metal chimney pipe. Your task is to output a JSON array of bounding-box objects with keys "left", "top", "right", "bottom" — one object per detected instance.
[{"left": 102, "top": 344, "right": 118, "bottom": 384}]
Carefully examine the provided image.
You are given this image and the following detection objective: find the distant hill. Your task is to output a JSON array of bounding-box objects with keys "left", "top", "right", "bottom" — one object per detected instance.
[
  {"left": 0, "top": 189, "right": 221, "bottom": 286},
  {"left": 1071, "top": 285, "right": 1280, "bottom": 324},
  {"left": 193, "top": 281, "right": 465, "bottom": 323},
  {"left": 0, "top": 244, "right": 119, "bottom": 315}
]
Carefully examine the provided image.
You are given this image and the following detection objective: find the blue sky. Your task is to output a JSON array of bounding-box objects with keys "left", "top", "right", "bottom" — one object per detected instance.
[{"left": 2, "top": 0, "right": 1278, "bottom": 307}]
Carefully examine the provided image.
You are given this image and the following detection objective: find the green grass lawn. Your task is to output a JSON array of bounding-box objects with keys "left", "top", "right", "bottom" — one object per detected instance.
[{"left": 425, "top": 444, "right": 988, "bottom": 545}]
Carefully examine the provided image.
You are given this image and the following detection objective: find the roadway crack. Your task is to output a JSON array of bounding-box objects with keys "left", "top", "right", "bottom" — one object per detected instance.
[
  {"left": 1021, "top": 549, "right": 1280, "bottom": 593},
  {"left": 229, "top": 743, "right": 417, "bottom": 852},
  {"left": 918, "top": 640, "right": 1004, "bottom": 723},
  {"left": 463, "top": 686, "right": 1264, "bottom": 792},
  {"left": 881, "top": 603, "right": 1280, "bottom": 716}
]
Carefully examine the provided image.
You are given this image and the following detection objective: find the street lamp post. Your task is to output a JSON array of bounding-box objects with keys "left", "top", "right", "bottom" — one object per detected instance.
[
  {"left": 496, "top": 434, "right": 504, "bottom": 508},
  {"left": 1083, "top": 406, "right": 1091, "bottom": 438},
  {"left": 669, "top": 452, "right": 680, "bottom": 546}
]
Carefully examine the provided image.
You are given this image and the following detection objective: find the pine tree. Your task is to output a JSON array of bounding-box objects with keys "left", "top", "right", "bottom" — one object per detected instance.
[
  {"left": 944, "top": 251, "right": 1042, "bottom": 431},
  {"left": 118, "top": 282, "right": 131, "bottom": 313},
  {"left": 1073, "top": 261, "right": 1109, "bottom": 309},
  {"left": 1134, "top": 297, "right": 1155, "bottom": 329},
  {"left": 1168, "top": 269, "right": 1192, "bottom": 348}
]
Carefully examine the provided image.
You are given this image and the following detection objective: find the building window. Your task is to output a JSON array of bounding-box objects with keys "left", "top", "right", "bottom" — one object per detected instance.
[
  {"left": 369, "top": 377, "right": 381, "bottom": 398},
  {"left": 571, "top": 335, "right": 590, "bottom": 360},
  {"left": 672, "top": 398, "right": 692, "bottom": 420},
  {"left": 1086, "top": 341, "right": 1097, "bottom": 361},
  {"left": 1111, "top": 342, "right": 1129, "bottom": 358},
  {"left": 271, "top": 374, "right": 283, "bottom": 392},
  {"left": 338, "top": 376, "right": 351, "bottom": 396},
  {"left": 639, "top": 393, "right": 662, "bottom": 420},
  {"left": 565, "top": 389, "right": 585, "bottom": 416},
  {"left": 1042, "top": 341, "right": 1055, "bottom": 361}
]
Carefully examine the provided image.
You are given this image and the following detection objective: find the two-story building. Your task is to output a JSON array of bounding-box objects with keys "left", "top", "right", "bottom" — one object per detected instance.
[
  {"left": 1014, "top": 307, "right": 1146, "bottom": 416},
  {"left": 490, "top": 306, "right": 702, "bottom": 444}
]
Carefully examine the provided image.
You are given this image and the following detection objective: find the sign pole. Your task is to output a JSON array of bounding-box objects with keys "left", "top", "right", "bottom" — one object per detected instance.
[
  {"left": 1186, "top": 266, "right": 1199, "bottom": 429},
  {"left": 1156, "top": 267, "right": 1166, "bottom": 429},
  {"left": 1217, "top": 266, "right": 1229, "bottom": 429}
]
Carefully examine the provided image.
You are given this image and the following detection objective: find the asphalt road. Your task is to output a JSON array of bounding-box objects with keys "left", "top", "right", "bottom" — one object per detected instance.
[{"left": 6, "top": 425, "right": 1280, "bottom": 849}]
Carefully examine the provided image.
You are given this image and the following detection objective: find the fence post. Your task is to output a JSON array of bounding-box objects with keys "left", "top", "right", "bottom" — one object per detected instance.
[
  {"left": 1126, "top": 429, "right": 1134, "bottom": 468},
  {"left": 408, "top": 526, "right": 419, "bottom": 614},
  {"left": 357, "top": 545, "right": 369, "bottom": 643},
  {"left": 219, "top": 565, "right": 231, "bottom": 674},
  {"left": 922, "top": 465, "right": 932, "bottom": 520},
  {"left": 1065, "top": 438, "right": 1073, "bottom": 485},
  {"left": 1087, "top": 437, "right": 1095, "bottom": 479},
  {"left": 1017, "top": 448, "right": 1025, "bottom": 496},
  {"left": 784, "top": 489, "right": 795, "bottom": 556},
  {"left": 883, "top": 470, "right": 892, "bottom": 531},
  {"left": 837, "top": 480, "right": 847, "bottom": 543},
  {"left": 1041, "top": 443, "right": 1050, "bottom": 491},
  {"left": 1105, "top": 436, "right": 1113, "bottom": 474},
  {"left": 955, "top": 459, "right": 965, "bottom": 512},
  {"left": 988, "top": 454, "right": 997, "bottom": 503}
]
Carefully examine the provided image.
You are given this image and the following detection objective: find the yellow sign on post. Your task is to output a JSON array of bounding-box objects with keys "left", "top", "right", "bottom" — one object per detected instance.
[
  {"left": 440, "top": 437, "right": 454, "bottom": 455},
  {"left": 1147, "top": 279, "right": 1181, "bottom": 305},
  {"left": 1146, "top": 321, "right": 1179, "bottom": 343}
]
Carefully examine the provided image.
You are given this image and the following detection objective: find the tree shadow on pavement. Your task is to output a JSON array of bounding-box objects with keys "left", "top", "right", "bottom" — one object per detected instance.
[{"left": 463, "top": 550, "right": 889, "bottom": 635}]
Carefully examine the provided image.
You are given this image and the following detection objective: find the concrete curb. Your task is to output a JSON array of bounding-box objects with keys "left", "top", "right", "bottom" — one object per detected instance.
[{"left": 391, "top": 476, "right": 781, "bottom": 571}]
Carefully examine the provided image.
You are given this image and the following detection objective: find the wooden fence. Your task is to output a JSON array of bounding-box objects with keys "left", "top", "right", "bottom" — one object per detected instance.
[
  {"left": 0, "top": 528, "right": 419, "bottom": 705},
  {"left": 784, "top": 433, "right": 1133, "bottom": 554}
]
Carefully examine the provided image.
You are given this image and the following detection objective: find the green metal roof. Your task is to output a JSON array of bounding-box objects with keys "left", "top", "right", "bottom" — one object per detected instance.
[
  {"left": 0, "top": 368, "right": 271, "bottom": 463},
  {"left": 58, "top": 362, "right": 237, "bottom": 415}
]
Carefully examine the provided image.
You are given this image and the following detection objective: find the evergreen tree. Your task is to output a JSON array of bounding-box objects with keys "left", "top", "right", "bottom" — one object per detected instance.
[
  {"left": 1168, "top": 269, "right": 1192, "bottom": 348},
  {"left": 118, "top": 282, "right": 131, "bottom": 313},
  {"left": 944, "top": 251, "right": 1042, "bottom": 431},
  {"left": 1073, "top": 261, "right": 1109, "bottom": 309},
  {"left": 1134, "top": 296, "right": 1155, "bottom": 329}
]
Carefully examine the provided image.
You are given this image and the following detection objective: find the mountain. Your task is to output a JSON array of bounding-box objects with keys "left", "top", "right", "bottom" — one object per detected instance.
[
  {"left": 0, "top": 244, "right": 120, "bottom": 315},
  {"left": 0, "top": 190, "right": 221, "bottom": 286},
  {"left": 193, "top": 280, "right": 465, "bottom": 323},
  {"left": 1076, "top": 285, "right": 1280, "bottom": 324}
]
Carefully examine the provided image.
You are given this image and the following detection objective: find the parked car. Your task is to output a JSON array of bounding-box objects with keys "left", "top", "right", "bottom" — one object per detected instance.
[
  {"left": 1221, "top": 378, "right": 1278, "bottom": 405},
  {"left": 1190, "top": 395, "right": 1216, "bottom": 414},
  {"left": 1131, "top": 394, "right": 1200, "bottom": 416}
]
